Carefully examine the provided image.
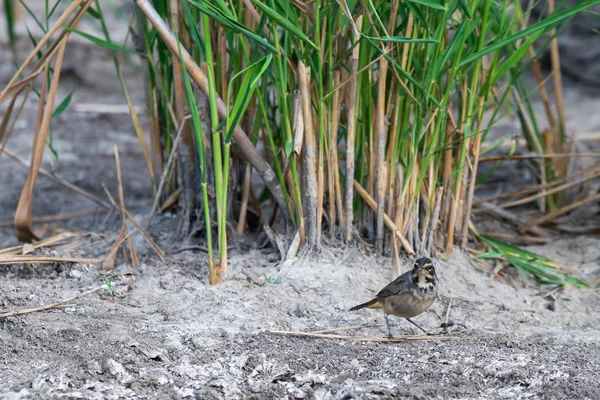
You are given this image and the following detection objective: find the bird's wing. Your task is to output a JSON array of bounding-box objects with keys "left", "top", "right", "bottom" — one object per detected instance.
[{"left": 375, "top": 271, "right": 412, "bottom": 299}]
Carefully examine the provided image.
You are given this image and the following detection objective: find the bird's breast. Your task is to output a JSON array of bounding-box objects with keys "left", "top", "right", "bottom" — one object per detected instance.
[{"left": 382, "top": 287, "right": 437, "bottom": 318}]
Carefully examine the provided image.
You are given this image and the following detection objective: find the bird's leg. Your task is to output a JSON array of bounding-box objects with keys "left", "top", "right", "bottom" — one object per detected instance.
[
  {"left": 406, "top": 318, "right": 432, "bottom": 335},
  {"left": 384, "top": 314, "right": 393, "bottom": 338}
]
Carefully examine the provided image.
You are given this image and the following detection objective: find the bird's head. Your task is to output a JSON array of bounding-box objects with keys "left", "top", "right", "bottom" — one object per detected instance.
[{"left": 412, "top": 257, "right": 437, "bottom": 290}]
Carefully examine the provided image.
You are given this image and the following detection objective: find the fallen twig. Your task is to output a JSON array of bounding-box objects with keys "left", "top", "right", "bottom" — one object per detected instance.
[
  {"left": 0, "top": 254, "right": 101, "bottom": 265},
  {"left": 269, "top": 330, "right": 459, "bottom": 342},
  {"left": 0, "top": 286, "right": 104, "bottom": 319}
]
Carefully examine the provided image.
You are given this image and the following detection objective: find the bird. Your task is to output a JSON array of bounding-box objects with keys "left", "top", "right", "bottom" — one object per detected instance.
[{"left": 349, "top": 257, "right": 438, "bottom": 338}]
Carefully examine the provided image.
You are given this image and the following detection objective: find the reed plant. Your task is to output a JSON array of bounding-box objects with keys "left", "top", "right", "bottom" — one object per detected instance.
[{"left": 2, "top": 0, "right": 599, "bottom": 285}]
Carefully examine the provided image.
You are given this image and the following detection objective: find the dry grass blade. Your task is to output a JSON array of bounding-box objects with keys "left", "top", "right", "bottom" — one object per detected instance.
[
  {"left": 270, "top": 330, "right": 459, "bottom": 342},
  {"left": 0, "top": 0, "right": 84, "bottom": 102},
  {"left": 0, "top": 254, "right": 102, "bottom": 265},
  {"left": 479, "top": 152, "right": 600, "bottom": 162},
  {"left": 523, "top": 192, "right": 600, "bottom": 231},
  {"left": 114, "top": 146, "right": 139, "bottom": 268},
  {"left": 0, "top": 232, "right": 82, "bottom": 255},
  {"left": 0, "top": 210, "right": 99, "bottom": 228},
  {"left": 309, "top": 324, "right": 384, "bottom": 334},
  {"left": 4, "top": 148, "right": 112, "bottom": 209},
  {"left": 146, "top": 116, "right": 190, "bottom": 229},
  {"left": 0, "top": 285, "right": 104, "bottom": 319},
  {"left": 14, "top": 39, "right": 68, "bottom": 243},
  {"left": 490, "top": 168, "right": 600, "bottom": 210}
]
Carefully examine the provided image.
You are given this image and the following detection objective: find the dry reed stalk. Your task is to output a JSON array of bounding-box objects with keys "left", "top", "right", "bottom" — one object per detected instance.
[
  {"left": 298, "top": 61, "right": 319, "bottom": 248},
  {"left": 0, "top": 285, "right": 104, "bottom": 319},
  {"left": 316, "top": 114, "right": 325, "bottom": 244},
  {"left": 0, "top": 210, "right": 98, "bottom": 228},
  {"left": 1, "top": 85, "right": 33, "bottom": 158},
  {"left": 237, "top": 164, "right": 252, "bottom": 234},
  {"left": 375, "top": 53, "right": 389, "bottom": 254},
  {"left": 326, "top": 111, "right": 336, "bottom": 230},
  {"left": 474, "top": 163, "right": 600, "bottom": 205},
  {"left": 4, "top": 149, "right": 112, "bottom": 210},
  {"left": 135, "top": 0, "right": 290, "bottom": 219},
  {"left": 488, "top": 168, "right": 600, "bottom": 210},
  {"left": 523, "top": 192, "right": 600, "bottom": 231},
  {"left": 530, "top": 58, "right": 557, "bottom": 132},
  {"left": 0, "top": 232, "right": 81, "bottom": 255},
  {"left": 14, "top": 40, "right": 68, "bottom": 243},
  {"left": 292, "top": 90, "right": 304, "bottom": 156},
  {"left": 0, "top": 254, "right": 102, "bottom": 265},
  {"left": 270, "top": 330, "right": 457, "bottom": 342},
  {"left": 547, "top": 0, "right": 566, "bottom": 140},
  {"left": 476, "top": 199, "right": 548, "bottom": 237},
  {"left": 386, "top": 94, "right": 401, "bottom": 219},
  {"left": 426, "top": 186, "right": 444, "bottom": 255},
  {"left": 460, "top": 89, "right": 487, "bottom": 248},
  {"left": 114, "top": 146, "right": 139, "bottom": 268},
  {"left": 391, "top": 164, "right": 404, "bottom": 275},
  {"left": 0, "top": 0, "right": 85, "bottom": 102},
  {"left": 330, "top": 71, "right": 344, "bottom": 228},
  {"left": 344, "top": 16, "right": 362, "bottom": 243},
  {"left": 354, "top": 180, "right": 414, "bottom": 254},
  {"left": 445, "top": 83, "right": 470, "bottom": 253},
  {"left": 481, "top": 232, "right": 551, "bottom": 245},
  {"left": 147, "top": 115, "right": 190, "bottom": 229},
  {"left": 478, "top": 152, "right": 600, "bottom": 162}
]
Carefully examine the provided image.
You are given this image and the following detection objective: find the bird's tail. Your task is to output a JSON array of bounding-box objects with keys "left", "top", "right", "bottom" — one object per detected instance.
[{"left": 349, "top": 298, "right": 381, "bottom": 311}]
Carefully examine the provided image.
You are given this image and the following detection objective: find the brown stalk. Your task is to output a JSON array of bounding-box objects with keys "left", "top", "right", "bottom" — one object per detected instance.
[
  {"left": 344, "top": 16, "right": 362, "bottom": 243},
  {"left": 474, "top": 163, "right": 600, "bottom": 205},
  {"left": 14, "top": 40, "right": 68, "bottom": 243},
  {"left": 330, "top": 71, "right": 344, "bottom": 228},
  {"left": 237, "top": 164, "right": 252, "bottom": 234},
  {"left": 298, "top": 61, "right": 319, "bottom": 248},
  {"left": 476, "top": 199, "right": 548, "bottom": 237},
  {"left": 270, "top": 330, "right": 457, "bottom": 342},
  {"left": 134, "top": 0, "right": 290, "bottom": 220},
  {"left": 354, "top": 180, "right": 414, "bottom": 254},
  {"left": 445, "top": 84, "right": 469, "bottom": 253},
  {"left": 487, "top": 168, "right": 600, "bottom": 210},
  {"left": 0, "top": 210, "right": 98, "bottom": 228},
  {"left": 292, "top": 90, "right": 304, "bottom": 156},
  {"left": 479, "top": 152, "right": 600, "bottom": 162},
  {"left": 375, "top": 52, "right": 389, "bottom": 254},
  {"left": 0, "top": 84, "right": 33, "bottom": 157},
  {"left": 4, "top": 148, "right": 112, "bottom": 210},
  {"left": 482, "top": 232, "right": 550, "bottom": 245},
  {"left": 392, "top": 165, "right": 404, "bottom": 275},
  {"left": 547, "top": 0, "right": 566, "bottom": 143},
  {"left": 523, "top": 192, "right": 600, "bottom": 231},
  {"left": 147, "top": 116, "right": 190, "bottom": 229},
  {"left": 385, "top": 94, "right": 401, "bottom": 220},
  {"left": 460, "top": 73, "right": 488, "bottom": 248},
  {"left": 426, "top": 187, "right": 444, "bottom": 256},
  {"left": 316, "top": 113, "right": 325, "bottom": 244},
  {"left": 0, "top": 254, "right": 102, "bottom": 266},
  {"left": 0, "top": 0, "right": 85, "bottom": 102},
  {"left": 115, "top": 147, "right": 139, "bottom": 268}
]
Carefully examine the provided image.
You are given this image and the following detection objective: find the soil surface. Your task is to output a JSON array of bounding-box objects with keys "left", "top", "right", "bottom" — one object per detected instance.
[{"left": 1, "top": 3, "right": 600, "bottom": 399}]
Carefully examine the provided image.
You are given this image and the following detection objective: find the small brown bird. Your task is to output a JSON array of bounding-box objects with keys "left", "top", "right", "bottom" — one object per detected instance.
[{"left": 349, "top": 257, "right": 438, "bottom": 337}]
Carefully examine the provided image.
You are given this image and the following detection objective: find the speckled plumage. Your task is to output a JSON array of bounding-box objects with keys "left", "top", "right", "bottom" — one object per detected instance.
[{"left": 349, "top": 257, "right": 438, "bottom": 337}]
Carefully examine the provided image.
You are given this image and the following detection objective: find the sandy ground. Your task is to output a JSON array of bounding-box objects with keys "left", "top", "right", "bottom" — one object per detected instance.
[{"left": 1, "top": 4, "right": 600, "bottom": 399}]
